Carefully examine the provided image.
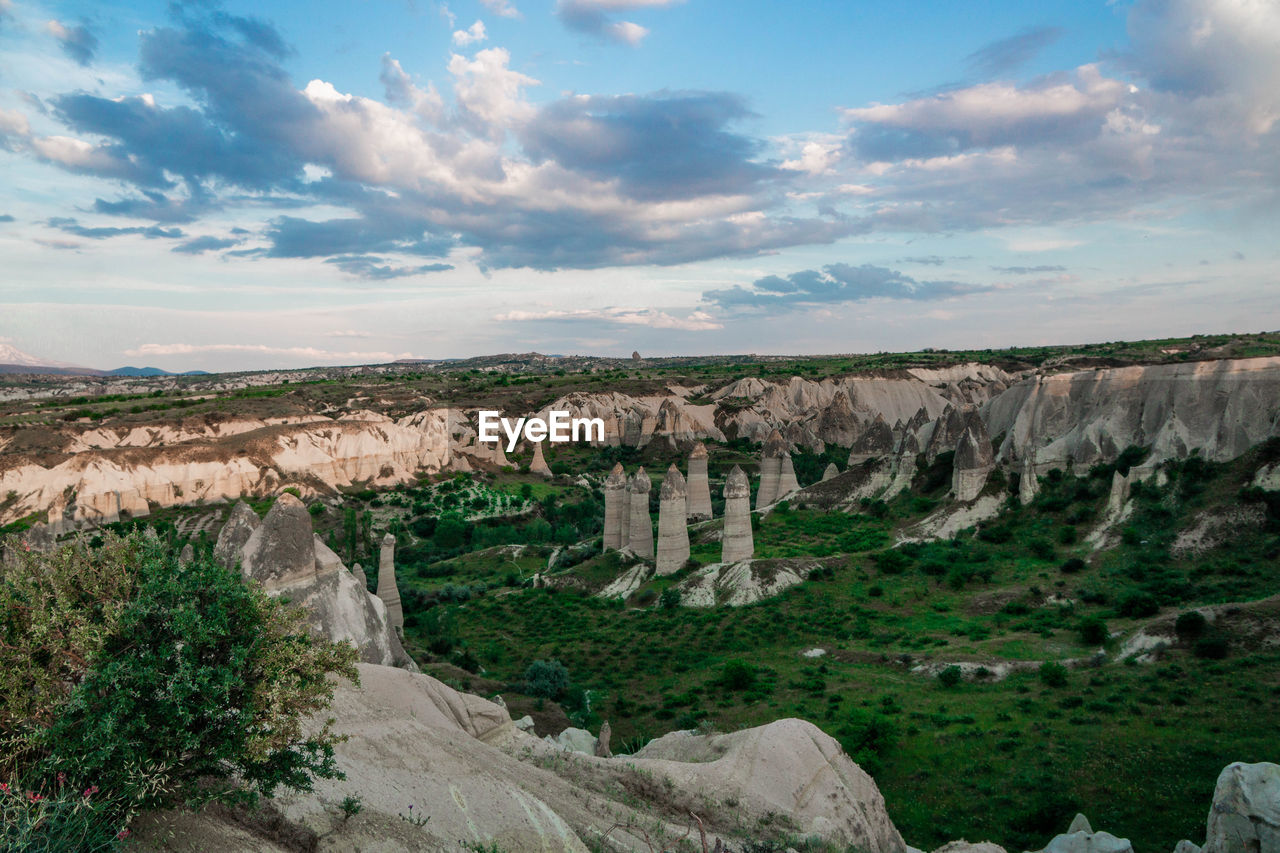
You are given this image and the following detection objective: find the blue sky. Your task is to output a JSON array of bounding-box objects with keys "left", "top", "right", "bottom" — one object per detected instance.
[{"left": 1, "top": 0, "right": 1277, "bottom": 371}]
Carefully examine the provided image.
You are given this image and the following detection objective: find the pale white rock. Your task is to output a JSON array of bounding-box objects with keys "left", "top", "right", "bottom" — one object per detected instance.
[
  {"left": 686, "top": 443, "right": 713, "bottom": 520},
  {"left": 721, "top": 465, "right": 755, "bottom": 563},
  {"left": 602, "top": 463, "right": 627, "bottom": 550},
  {"left": 1202, "top": 761, "right": 1280, "bottom": 853},
  {"left": 756, "top": 429, "right": 788, "bottom": 509},
  {"left": 932, "top": 842, "right": 1008, "bottom": 853},
  {"left": 655, "top": 465, "right": 690, "bottom": 576},
  {"left": 625, "top": 468, "right": 653, "bottom": 559},
  {"left": 529, "top": 440, "right": 552, "bottom": 478},
  {"left": 777, "top": 453, "right": 801, "bottom": 500},
  {"left": 377, "top": 532, "right": 403, "bottom": 635},
  {"left": 676, "top": 560, "right": 811, "bottom": 607},
  {"left": 822, "top": 463, "right": 839, "bottom": 481}
]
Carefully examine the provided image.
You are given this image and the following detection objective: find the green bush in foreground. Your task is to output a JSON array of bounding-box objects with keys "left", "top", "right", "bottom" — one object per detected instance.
[{"left": 1, "top": 532, "right": 358, "bottom": 843}]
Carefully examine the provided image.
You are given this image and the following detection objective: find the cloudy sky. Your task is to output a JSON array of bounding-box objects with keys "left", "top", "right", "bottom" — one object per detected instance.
[{"left": 1, "top": 0, "right": 1278, "bottom": 371}]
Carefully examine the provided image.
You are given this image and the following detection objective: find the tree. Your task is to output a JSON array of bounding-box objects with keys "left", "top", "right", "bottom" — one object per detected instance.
[{"left": 1, "top": 532, "right": 357, "bottom": 819}]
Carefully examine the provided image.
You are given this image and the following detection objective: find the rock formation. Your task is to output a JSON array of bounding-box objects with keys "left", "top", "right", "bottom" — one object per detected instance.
[
  {"left": 952, "top": 424, "right": 996, "bottom": 502},
  {"left": 626, "top": 468, "right": 653, "bottom": 559},
  {"left": 655, "top": 464, "right": 690, "bottom": 576},
  {"left": 722, "top": 465, "right": 755, "bottom": 563},
  {"left": 352, "top": 562, "right": 367, "bottom": 589},
  {"left": 214, "top": 500, "right": 261, "bottom": 570},
  {"left": 685, "top": 443, "right": 713, "bottom": 521},
  {"left": 924, "top": 405, "right": 969, "bottom": 463},
  {"left": 529, "top": 441, "right": 552, "bottom": 478},
  {"left": 178, "top": 543, "right": 194, "bottom": 565},
  {"left": 816, "top": 389, "right": 859, "bottom": 447},
  {"left": 602, "top": 463, "right": 627, "bottom": 550},
  {"left": 1202, "top": 761, "right": 1279, "bottom": 853},
  {"left": 777, "top": 453, "right": 801, "bottom": 499},
  {"left": 595, "top": 721, "right": 613, "bottom": 758},
  {"left": 377, "top": 533, "right": 403, "bottom": 636},
  {"left": 619, "top": 470, "right": 632, "bottom": 550},
  {"left": 1019, "top": 454, "right": 1040, "bottom": 505},
  {"left": 756, "top": 429, "right": 788, "bottom": 509},
  {"left": 221, "top": 496, "right": 414, "bottom": 670},
  {"left": 848, "top": 414, "right": 896, "bottom": 465},
  {"left": 822, "top": 462, "right": 839, "bottom": 481}
]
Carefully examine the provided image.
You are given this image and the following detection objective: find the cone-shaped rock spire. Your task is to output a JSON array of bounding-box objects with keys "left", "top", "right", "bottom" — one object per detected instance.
[
  {"left": 722, "top": 466, "right": 754, "bottom": 562},
  {"left": 685, "top": 443, "right": 712, "bottom": 521},
  {"left": 848, "top": 414, "right": 895, "bottom": 465},
  {"left": 603, "top": 463, "right": 627, "bottom": 550},
  {"left": 656, "top": 465, "right": 690, "bottom": 575},
  {"left": 822, "top": 463, "right": 839, "bottom": 481},
  {"left": 240, "top": 494, "right": 315, "bottom": 590},
  {"left": 530, "top": 441, "right": 552, "bottom": 478},
  {"left": 626, "top": 468, "right": 653, "bottom": 559},
  {"left": 215, "top": 500, "right": 261, "bottom": 571},
  {"left": 756, "top": 429, "right": 788, "bottom": 509},
  {"left": 952, "top": 420, "right": 996, "bottom": 501},
  {"left": 776, "top": 453, "right": 800, "bottom": 498},
  {"left": 377, "top": 532, "right": 404, "bottom": 635}
]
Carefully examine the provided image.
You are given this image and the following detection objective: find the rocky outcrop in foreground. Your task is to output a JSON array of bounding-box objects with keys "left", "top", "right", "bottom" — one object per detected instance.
[
  {"left": 130, "top": 662, "right": 1278, "bottom": 853},
  {"left": 215, "top": 496, "right": 415, "bottom": 670}
]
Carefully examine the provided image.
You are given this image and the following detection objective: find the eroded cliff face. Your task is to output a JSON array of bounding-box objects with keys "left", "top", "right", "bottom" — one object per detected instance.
[
  {"left": 0, "top": 411, "right": 450, "bottom": 527},
  {"left": 985, "top": 357, "right": 1280, "bottom": 469}
]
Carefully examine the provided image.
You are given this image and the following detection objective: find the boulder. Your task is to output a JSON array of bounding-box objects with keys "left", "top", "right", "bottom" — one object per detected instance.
[
  {"left": 1039, "top": 831, "right": 1133, "bottom": 853},
  {"left": 549, "top": 727, "right": 598, "bottom": 755},
  {"left": 721, "top": 465, "right": 754, "bottom": 562},
  {"left": 1203, "top": 762, "right": 1280, "bottom": 853},
  {"left": 655, "top": 465, "right": 690, "bottom": 575},
  {"left": 932, "top": 842, "right": 1008, "bottom": 853},
  {"left": 213, "top": 500, "right": 260, "bottom": 571}
]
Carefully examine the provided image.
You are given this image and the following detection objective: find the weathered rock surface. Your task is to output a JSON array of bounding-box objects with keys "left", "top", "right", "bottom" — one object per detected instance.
[
  {"left": 133, "top": 663, "right": 909, "bottom": 853},
  {"left": 677, "top": 559, "right": 811, "bottom": 606},
  {"left": 1203, "top": 761, "right": 1280, "bottom": 853},
  {"left": 721, "top": 465, "right": 754, "bottom": 562},
  {"left": 376, "top": 533, "right": 403, "bottom": 635},
  {"left": 529, "top": 440, "right": 552, "bottom": 478},
  {"left": 625, "top": 467, "right": 653, "bottom": 559},
  {"left": 221, "top": 496, "right": 414, "bottom": 670},
  {"left": 602, "top": 462, "right": 627, "bottom": 549},
  {"left": 686, "top": 442, "right": 713, "bottom": 520},
  {"left": 953, "top": 421, "right": 996, "bottom": 502},
  {"left": 849, "top": 414, "right": 896, "bottom": 464},
  {"left": 655, "top": 465, "right": 690, "bottom": 575},
  {"left": 822, "top": 462, "right": 840, "bottom": 481},
  {"left": 757, "top": 429, "right": 788, "bottom": 509},
  {"left": 777, "top": 452, "right": 801, "bottom": 499},
  {"left": 0, "top": 412, "right": 450, "bottom": 528}
]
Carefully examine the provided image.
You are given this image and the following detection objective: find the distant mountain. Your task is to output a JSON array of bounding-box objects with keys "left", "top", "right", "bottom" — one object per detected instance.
[
  {"left": 0, "top": 342, "right": 84, "bottom": 369},
  {"left": 108, "top": 366, "right": 209, "bottom": 377}
]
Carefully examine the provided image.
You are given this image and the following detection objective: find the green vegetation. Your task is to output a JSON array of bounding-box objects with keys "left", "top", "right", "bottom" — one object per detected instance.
[{"left": 0, "top": 532, "right": 357, "bottom": 848}]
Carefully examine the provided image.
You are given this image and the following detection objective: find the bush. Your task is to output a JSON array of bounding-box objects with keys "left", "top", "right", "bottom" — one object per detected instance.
[
  {"left": 1175, "top": 610, "right": 1208, "bottom": 641},
  {"left": 1039, "top": 662, "right": 1069, "bottom": 688},
  {"left": 1118, "top": 591, "right": 1160, "bottom": 618},
  {"left": 522, "top": 660, "right": 570, "bottom": 700},
  {"left": 718, "top": 660, "right": 758, "bottom": 692},
  {"left": 1060, "top": 558, "right": 1086, "bottom": 574},
  {"left": 937, "top": 666, "right": 963, "bottom": 688},
  {"left": 1, "top": 532, "right": 356, "bottom": 822},
  {"left": 834, "top": 710, "right": 897, "bottom": 776},
  {"left": 659, "top": 587, "right": 682, "bottom": 609},
  {"left": 1077, "top": 617, "right": 1108, "bottom": 646},
  {"left": 1193, "top": 635, "right": 1229, "bottom": 660}
]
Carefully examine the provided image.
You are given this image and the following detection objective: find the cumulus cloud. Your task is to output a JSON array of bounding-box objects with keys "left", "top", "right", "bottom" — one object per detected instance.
[
  {"left": 965, "top": 26, "right": 1064, "bottom": 78},
  {"left": 452, "top": 20, "right": 487, "bottom": 46},
  {"left": 124, "top": 343, "right": 414, "bottom": 362},
  {"left": 46, "top": 19, "right": 98, "bottom": 66},
  {"left": 554, "top": 0, "right": 681, "bottom": 45},
  {"left": 480, "top": 0, "right": 521, "bottom": 18},
  {"left": 703, "top": 263, "right": 990, "bottom": 311},
  {"left": 496, "top": 306, "right": 722, "bottom": 331}
]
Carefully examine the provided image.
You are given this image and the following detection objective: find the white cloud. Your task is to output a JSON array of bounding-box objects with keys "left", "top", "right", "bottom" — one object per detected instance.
[
  {"left": 452, "top": 20, "right": 487, "bottom": 46},
  {"left": 480, "top": 0, "right": 521, "bottom": 18},
  {"left": 495, "top": 306, "right": 723, "bottom": 331}
]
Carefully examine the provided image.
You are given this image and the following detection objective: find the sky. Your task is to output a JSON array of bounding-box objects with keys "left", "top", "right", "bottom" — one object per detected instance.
[{"left": 0, "top": 0, "right": 1278, "bottom": 372}]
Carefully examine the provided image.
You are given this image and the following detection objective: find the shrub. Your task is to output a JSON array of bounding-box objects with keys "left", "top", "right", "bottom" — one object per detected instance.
[
  {"left": 1193, "top": 635, "right": 1229, "bottom": 660},
  {"left": 937, "top": 666, "right": 963, "bottom": 688},
  {"left": 1077, "top": 617, "right": 1108, "bottom": 646},
  {"left": 1117, "top": 591, "right": 1160, "bottom": 618},
  {"left": 522, "top": 660, "right": 570, "bottom": 700},
  {"left": 834, "top": 709, "right": 897, "bottom": 776},
  {"left": 1060, "top": 558, "right": 1086, "bottom": 574},
  {"left": 717, "top": 660, "right": 758, "bottom": 692},
  {"left": 1039, "top": 662, "right": 1069, "bottom": 688},
  {"left": 1, "top": 532, "right": 356, "bottom": 821},
  {"left": 659, "top": 587, "right": 682, "bottom": 609},
  {"left": 1028, "top": 538, "right": 1055, "bottom": 559},
  {"left": 1174, "top": 610, "right": 1208, "bottom": 641}
]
